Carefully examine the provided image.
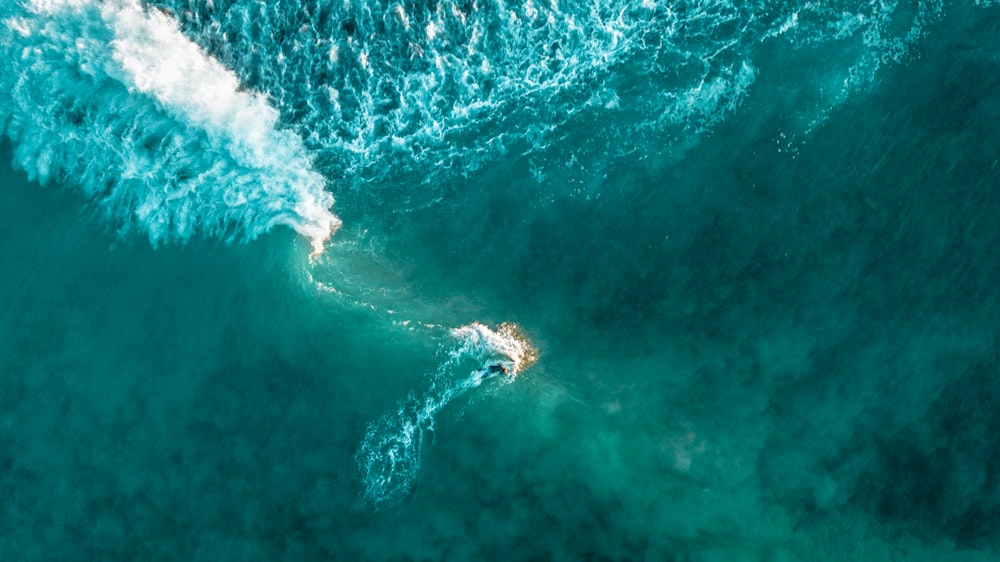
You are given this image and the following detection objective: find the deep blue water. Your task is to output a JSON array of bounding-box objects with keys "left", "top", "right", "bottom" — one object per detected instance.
[{"left": 3, "top": 0, "right": 1000, "bottom": 559}]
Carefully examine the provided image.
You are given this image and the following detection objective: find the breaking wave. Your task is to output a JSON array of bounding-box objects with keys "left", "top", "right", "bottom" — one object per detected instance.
[
  {"left": 0, "top": 0, "right": 339, "bottom": 251},
  {"left": 1, "top": 0, "right": 951, "bottom": 247}
]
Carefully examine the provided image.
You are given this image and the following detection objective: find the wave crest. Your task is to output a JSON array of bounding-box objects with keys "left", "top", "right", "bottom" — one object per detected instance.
[{"left": 1, "top": 0, "right": 339, "bottom": 250}]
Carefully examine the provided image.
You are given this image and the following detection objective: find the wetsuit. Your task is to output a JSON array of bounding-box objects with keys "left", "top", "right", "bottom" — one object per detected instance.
[{"left": 485, "top": 364, "right": 507, "bottom": 377}]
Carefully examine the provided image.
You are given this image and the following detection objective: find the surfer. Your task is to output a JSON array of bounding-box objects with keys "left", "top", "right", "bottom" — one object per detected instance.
[{"left": 481, "top": 363, "right": 508, "bottom": 378}]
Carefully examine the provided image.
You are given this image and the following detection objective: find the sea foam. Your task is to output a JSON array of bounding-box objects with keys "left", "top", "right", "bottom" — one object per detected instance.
[
  {"left": 356, "top": 322, "right": 535, "bottom": 507},
  {"left": 0, "top": 0, "right": 339, "bottom": 251},
  {"left": 151, "top": 0, "right": 943, "bottom": 197}
]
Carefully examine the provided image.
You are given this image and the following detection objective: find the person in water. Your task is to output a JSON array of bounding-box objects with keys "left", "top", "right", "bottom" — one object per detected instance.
[{"left": 484, "top": 364, "right": 508, "bottom": 377}]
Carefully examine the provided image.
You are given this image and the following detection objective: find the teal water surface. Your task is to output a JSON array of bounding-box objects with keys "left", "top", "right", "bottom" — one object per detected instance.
[{"left": 3, "top": 0, "right": 1000, "bottom": 560}]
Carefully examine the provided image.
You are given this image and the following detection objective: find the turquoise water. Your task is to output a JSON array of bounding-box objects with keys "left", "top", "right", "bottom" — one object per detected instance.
[{"left": 3, "top": 0, "right": 1000, "bottom": 559}]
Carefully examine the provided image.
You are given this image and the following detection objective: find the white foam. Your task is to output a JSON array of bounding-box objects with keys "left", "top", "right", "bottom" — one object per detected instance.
[
  {"left": 2, "top": 0, "right": 948, "bottom": 242},
  {"left": 1, "top": 0, "right": 339, "bottom": 251},
  {"left": 151, "top": 0, "right": 945, "bottom": 197},
  {"left": 355, "top": 322, "right": 535, "bottom": 507}
]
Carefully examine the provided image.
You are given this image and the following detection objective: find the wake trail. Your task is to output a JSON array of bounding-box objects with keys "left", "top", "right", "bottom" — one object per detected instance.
[{"left": 355, "top": 322, "right": 535, "bottom": 507}]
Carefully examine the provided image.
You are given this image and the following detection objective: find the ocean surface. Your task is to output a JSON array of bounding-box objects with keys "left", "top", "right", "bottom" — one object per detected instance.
[{"left": 2, "top": 0, "right": 1000, "bottom": 559}]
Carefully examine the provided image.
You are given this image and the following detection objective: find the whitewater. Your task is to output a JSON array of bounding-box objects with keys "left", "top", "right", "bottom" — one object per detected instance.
[
  {"left": 1, "top": 0, "right": 338, "bottom": 250},
  {"left": 3, "top": 0, "right": 1000, "bottom": 560},
  {"left": 2, "top": 0, "right": 944, "bottom": 247}
]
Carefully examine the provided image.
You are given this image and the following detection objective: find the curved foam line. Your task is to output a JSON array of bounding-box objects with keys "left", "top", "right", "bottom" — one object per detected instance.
[
  {"left": 355, "top": 322, "right": 535, "bottom": 507},
  {"left": 1, "top": 0, "right": 339, "bottom": 250}
]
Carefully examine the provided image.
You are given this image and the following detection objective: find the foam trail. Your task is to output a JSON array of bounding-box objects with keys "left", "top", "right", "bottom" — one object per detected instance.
[
  {"left": 356, "top": 323, "right": 535, "bottom": 507},
  {"left": 0, "top": 0, "right": 339, "bottom": 251}
]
